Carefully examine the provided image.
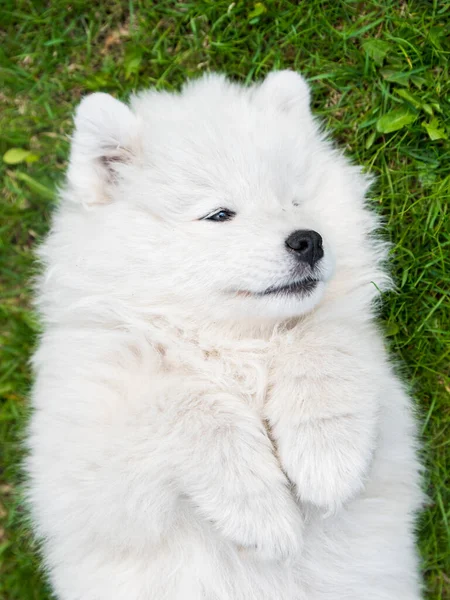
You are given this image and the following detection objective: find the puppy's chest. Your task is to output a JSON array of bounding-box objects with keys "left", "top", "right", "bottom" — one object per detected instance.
[
  {"left": 197, "top": 345, "right": 288, "bottom": 411},
  {"left": 161, "top": 332, "right": 297, "bottom": 410}
]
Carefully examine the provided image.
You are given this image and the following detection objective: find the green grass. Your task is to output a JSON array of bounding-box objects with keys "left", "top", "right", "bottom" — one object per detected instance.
[{"left": 0, "top": 0, "right": 449, "bottom": 598}]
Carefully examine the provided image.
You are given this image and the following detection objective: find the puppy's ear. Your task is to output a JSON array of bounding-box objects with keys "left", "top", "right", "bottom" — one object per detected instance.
[
  {"left": 67, "top": 93, "right": 140, "bottom": 205},
  {"left": 256, "top": 70, "right": 311, "bottom": 113}
]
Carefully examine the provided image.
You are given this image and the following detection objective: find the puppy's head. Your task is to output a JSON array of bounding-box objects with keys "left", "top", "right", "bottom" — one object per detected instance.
[{"left": 57, "top": 72, "right": 383, "bottom": 324}]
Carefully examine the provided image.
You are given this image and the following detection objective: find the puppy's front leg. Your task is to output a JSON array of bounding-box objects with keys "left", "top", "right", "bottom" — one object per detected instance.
[
  {"left": 166, "top": 385, "right": 304, "bottom": 561},
  {"left": 265, "top": 321, "right": 382, "bottom": 513}
]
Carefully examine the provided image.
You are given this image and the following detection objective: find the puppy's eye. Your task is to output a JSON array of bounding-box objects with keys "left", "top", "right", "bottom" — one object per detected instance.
[{"left": 202, "top": 209, "right": 236, "bottom": 222}]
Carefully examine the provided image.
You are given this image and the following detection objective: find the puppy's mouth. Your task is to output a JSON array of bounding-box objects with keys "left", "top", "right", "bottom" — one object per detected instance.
[
  {"left": 233, "top": 277, "right": 319, "bottom": 298},
  {"left": 259, "top": 277, "right": 319, "bottom": 297}
]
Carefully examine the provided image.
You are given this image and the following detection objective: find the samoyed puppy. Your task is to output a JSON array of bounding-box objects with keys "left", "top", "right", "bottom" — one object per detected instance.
[{"left": 27, "top": 71, "right": 423, "bottom": 600}]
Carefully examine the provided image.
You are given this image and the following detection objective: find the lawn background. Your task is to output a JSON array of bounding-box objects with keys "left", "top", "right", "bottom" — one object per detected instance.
[{"left": 0, "top": 1, "right": 449, "bottom": 598}]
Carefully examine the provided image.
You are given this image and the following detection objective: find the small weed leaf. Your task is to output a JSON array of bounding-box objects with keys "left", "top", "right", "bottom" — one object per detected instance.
[
  {"left": 248, "top": 3, "right": 267, "bottom": 22},
  {"left": 422, "top": 119, "right": 448, "bottom": 141},
  {"left": 376, "top": 109, "right": 417, "bottom": 134},
  {"left": 362, "top": 39, "right": 392, "bottom": 66},
  {"left": 410, "top": 75, "right": 427, "bottom": 89},
  {"left": 124, "top": 49, "right": 143, "bottom": 80},
  {"left": 385, "top": 322, "right": 400, "bottom": 337},
  {"left": 85, "top": 74, "right": 112, "bottom": 91},
  {"left": 429, "top": 25, "right": 445, "bottom": 50},
  {"left": 3, "top": 149, "right": 38, "bottom": 165},
  {"left": 15, "top": 172, "right": 55, "bottom": 201},
  {"left": 417, "top": 165, "right": 437, "bottom": 188},
  {"left": 365, "top": 131, "right": 376, "bottom": 150},
  {"left": 395, "top": 88, "right": 422, "bottom": 109},
  {"left": 380, "top": 68, "right": 411, "bottom": 86},
  {"left": 431, "top": 102, "right": 442, "bottom": 114}
]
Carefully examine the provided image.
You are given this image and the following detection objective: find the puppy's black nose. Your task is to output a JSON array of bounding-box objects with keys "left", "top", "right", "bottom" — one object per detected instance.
[{"left": 285, "top": 230, "right": 324, "bottom": 268}]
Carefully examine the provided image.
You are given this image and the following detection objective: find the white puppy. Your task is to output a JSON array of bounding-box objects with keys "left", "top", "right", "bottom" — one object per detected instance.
[{"left": 27, "top": 71, "right": 423, "bottom": 600}]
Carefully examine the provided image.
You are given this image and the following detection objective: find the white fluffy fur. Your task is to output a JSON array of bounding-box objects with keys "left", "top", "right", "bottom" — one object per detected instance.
[{"left": 27, "top": 71, "right": 423, "bottom": 599}]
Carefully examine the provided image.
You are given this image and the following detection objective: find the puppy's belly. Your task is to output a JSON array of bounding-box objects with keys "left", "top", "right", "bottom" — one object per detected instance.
[{"left": 147, "top": 501, "right": 299, "bottom": 600}]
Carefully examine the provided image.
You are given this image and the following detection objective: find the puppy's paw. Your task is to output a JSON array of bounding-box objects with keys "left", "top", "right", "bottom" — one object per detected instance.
[
  {"left": 279, "top": 415, "right": 374, "bottom": 513},
  {"left": 231, "top": 487, "right": 304, "bottom": 562}
]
